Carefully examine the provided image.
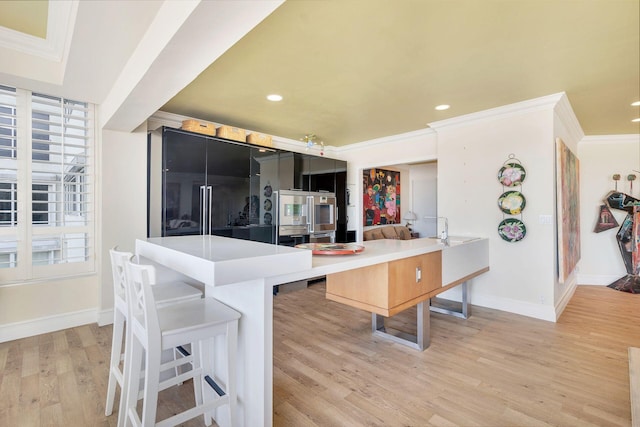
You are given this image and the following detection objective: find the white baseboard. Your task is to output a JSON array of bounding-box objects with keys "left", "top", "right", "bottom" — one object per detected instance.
[
  {"left": 471, "top": 294, "right": 557, "bottom": 322},
  {"left": 435, "top": 287, "right": 557, "bottom": 322},
  {"left": 577, "top": 273, "right": 622, "bottom": 286},
  {"left": 554, "top": 276, "right": 578, "bottom": 321},
  {"left": 0, "top": 309, "right": 97, "bottom": 343},
  {"left": 437, "top": 275, "right": 583, "bottom": 323},
  {"left": 97, "top": 308, "right": 114, "bottom": 327}
]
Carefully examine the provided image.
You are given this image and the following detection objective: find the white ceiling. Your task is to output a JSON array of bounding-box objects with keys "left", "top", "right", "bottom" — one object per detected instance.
[
  {"left": 0, "top": 0, "right": 162, "bottom": 103},
  {"left": 0, "top": 0, "right": 638, "bottom": 146}
]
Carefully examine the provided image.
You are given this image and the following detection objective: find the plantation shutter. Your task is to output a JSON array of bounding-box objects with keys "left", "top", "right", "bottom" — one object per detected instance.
[
  {"left": 0, "top": 85, "right": 19, "bottom": 271},
  {"left": 0, "top": 84, "right": 95, "bottom": 284},
  {"left": 30, "top": 93, "right": 94, "bottom": 272}
]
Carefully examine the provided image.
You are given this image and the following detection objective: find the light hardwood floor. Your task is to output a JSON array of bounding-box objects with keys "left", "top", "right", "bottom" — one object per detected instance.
[{"left": 0, "top": 284, "right": 638, "bottom": 426}]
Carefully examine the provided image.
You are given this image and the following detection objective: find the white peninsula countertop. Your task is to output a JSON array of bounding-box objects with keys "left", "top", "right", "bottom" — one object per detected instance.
[
  {"left": 135, "top": 235, "right": 489, "bottom": 427},
  {"left": 136, "top": 235, "right": 448, "bottom": 287},
  {"left": 135, "top": 235, "right": 313, "bottom": 286}
]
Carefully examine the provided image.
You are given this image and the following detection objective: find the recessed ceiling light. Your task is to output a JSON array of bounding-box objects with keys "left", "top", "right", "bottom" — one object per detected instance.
[
  {"left": 435, "top": 104, "right": 450, "bottom": 111},
  {"left": 632, "top": 101, "right": 640, "bottom": 107},
  {"left": 267, "top": 94, "right": 283, "bottom": 102},
  {"left": 632, "top": 118, "right": 640, "bottom": 123}
]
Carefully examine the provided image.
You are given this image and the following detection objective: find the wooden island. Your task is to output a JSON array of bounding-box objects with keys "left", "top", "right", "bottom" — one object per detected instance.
[{"left": 327, "top": 251, "right": 442, "bottom": 317}]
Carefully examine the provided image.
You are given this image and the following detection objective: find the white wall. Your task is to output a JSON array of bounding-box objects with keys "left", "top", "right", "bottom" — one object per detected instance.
[
  {"left": 98, "top": 127, "right": 149, "bottom": 323},
  {"left": 552, "top": 97, "right": 584, "bottom": 312},
  {"left": 338, "top": 94, "right": 587, "bottom": 321},
  {"left": 432, "top": 99, "right": 560, "bottom": 321},
  {"left": 578, "top": 135, "right": 640, "bottom": 285},
  {"left": 409, "top": 162, "right": 438, "bottom": 238},
  {"left": 0, "top": 275, "right": 98, "bottom": 342},
  {"left": 337, "top": 129, "right": 438, "bottom": 239}
]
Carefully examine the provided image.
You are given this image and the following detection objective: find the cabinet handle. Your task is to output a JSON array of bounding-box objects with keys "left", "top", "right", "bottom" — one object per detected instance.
[{"left": 416, "top": 266, "right": 422, "bottom": 283}]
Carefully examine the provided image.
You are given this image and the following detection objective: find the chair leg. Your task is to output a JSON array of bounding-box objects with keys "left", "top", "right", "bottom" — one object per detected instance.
[
  {"left": 190, "top": 341, "right": 204, "bottom": 410},
  {"left": 172, "top": 347, "right": 183, "bottom": 385},
  {"left": 201, "top": 324, "right": 238, "bottom": 427},
  {"left": 172, "top": 343, "right": 193, "bottom": 385},
  {"left": 141, "top": 343, "right": 162, "bottom": 426},
  {"left": 227, "top": 320, "right": 238, "bottom": 427},
  {"left": 105, "top": 309, "right": 125, "bottom": 416},
  {"left": 122, "top": 334, "right": 144, "bottom": 427},
  {"left": 194, "top": 340, "right": 213, "bottom": 427}
]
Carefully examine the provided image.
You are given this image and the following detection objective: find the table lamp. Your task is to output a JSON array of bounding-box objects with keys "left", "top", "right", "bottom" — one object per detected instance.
[{"left": 403, "top": 211, "right": 417, "bottom": 230}]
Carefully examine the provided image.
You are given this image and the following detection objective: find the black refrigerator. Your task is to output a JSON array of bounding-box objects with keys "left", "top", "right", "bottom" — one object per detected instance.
[{"left": 160, "top": 127, "right": 277, "bottom": 244}]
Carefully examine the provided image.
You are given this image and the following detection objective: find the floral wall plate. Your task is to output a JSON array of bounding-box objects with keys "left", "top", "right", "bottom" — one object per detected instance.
[
  {"left": 498, "top": 162, "right": 526, "bottom": 187},
  {"left": 498, "top": 190, "right": 526, "bottom": 215},
  {"left": 498, "top": 218, "right": 526, "bottom": 242}
]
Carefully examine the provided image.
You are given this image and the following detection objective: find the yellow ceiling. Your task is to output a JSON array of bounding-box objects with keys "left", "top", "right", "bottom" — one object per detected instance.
[
  {"left": 162, "top": 0, "right": 640, "bottom": 146},
  {"left": 0, "top": 0, "right": 48, "bottom": 39}
]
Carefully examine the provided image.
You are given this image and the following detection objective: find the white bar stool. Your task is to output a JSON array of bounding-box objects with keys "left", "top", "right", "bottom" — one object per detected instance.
[
  {"left": 122, "top": 258, "right": 240, "bottom": 427},
  {"left": 105, "top": 247, "right": 203, "bottom": 420}
]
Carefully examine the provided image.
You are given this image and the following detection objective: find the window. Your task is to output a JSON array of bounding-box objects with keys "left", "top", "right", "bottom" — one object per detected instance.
[
  {"left": 0, "top": 85, "right": 18, "bottom": 274},
  {"left": 0, "top": 182, "right": 16, "bottom": 226},
  {"left": 0, "top": 86, "right": 17, "bottom": 160},
  {"left": 0, "top": 84, "right": 95, "bottom": 284}
]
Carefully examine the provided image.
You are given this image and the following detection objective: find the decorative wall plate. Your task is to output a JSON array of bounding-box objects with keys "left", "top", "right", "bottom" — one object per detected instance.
[
  {"left": 498, "top": 190, "right": 526, "bottom": 214},
  {"left": 498, "top": 162, "right": 526, "bottom": 187},
  {"left": 263, "top": 212, "right": 272, "bottom": 225},
  {"left": 498, "top": 218, "right": 526, "bottom": 242},
  {"left": 295, "top": 243, "right": 365, "bottom": 255},
  {"left": 263, "top": 184, "right": 272, "bottom": 197},
  {"left": 264, "top": 199, "right": 272, "bottom": 212}
]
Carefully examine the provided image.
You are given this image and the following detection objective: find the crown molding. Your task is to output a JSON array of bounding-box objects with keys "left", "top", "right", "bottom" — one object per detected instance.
[
  {"left": 0, "top": 0, "right": 78, "bottom": 63},
  {"left": 580, "top": 134, "right": 640, "bottom": 145},
  {"left": 335, "top": 127, "right": 436, "bottom": 153},
  {"left": 428, "top": 93, "right": 566, "bottom": 131},
  {"left": 147, "top": 110, "right": 185, "bottom": 131},
  {"left": 153, "top": 109, "right": 437, "bottom": 161},
  {"left": 148, "top": 110, "right": 341, "bottom": 158}
]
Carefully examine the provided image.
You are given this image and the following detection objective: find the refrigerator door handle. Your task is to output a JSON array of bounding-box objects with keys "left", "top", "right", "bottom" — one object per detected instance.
[
  {"left": 200, "top": 185, "right": 207, "bottom": 235},
  {"left": 207, "top": 186, "right": 213, "bottom": 235},
  {"left": 273, "top": 191, "right": 279, "bottom": 245}
]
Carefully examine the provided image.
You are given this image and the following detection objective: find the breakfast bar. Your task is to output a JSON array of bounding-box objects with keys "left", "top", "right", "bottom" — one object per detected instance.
[{"left": 135, "top": 235, "right": 489, "bottom": 427}]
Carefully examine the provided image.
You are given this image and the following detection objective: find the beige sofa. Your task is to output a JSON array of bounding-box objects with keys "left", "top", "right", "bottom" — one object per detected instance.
[{"left": 363, "top": 225, "right": 412, "bottom": 241}]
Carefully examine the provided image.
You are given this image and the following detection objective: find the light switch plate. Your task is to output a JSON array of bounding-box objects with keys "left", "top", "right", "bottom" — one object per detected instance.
[{"left": 539, "top": 214, "right": 553, "bottom": 225}]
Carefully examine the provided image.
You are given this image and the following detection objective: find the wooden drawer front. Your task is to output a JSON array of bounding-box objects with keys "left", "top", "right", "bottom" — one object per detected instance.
[
  {"left": 326, "top": 263, "right": 389, "bottom": 310},
  {"left": 388, "top": 252, "right": 441, "bottom": 308}
]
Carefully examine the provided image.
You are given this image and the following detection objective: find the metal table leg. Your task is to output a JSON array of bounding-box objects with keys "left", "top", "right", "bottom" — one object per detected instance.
[
  {"left": 371, "top": 300, "right": 430, "bottom": 351},
  {"left": 429, "top": 281, "right": 471, "bottom": 319}
]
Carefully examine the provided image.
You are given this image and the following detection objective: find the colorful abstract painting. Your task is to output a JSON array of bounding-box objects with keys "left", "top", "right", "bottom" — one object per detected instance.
[
  {"left": 556, "top": 138, "right": 581, "bottom": 283},
  {"left": 363, "top": 168, "right": 401, "bottom": 226}
]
